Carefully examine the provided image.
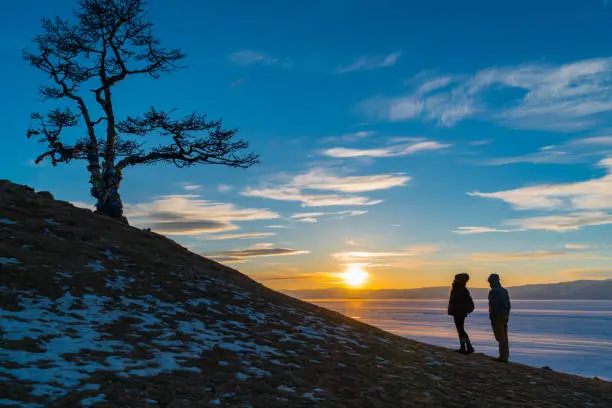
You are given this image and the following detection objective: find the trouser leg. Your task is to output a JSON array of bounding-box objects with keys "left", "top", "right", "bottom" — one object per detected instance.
[
  {"left": 454, "top": 315, "right": 473, "bottom": 353},
  {"left": 491, "top": 316, "right": 509, "bottom": 362}
]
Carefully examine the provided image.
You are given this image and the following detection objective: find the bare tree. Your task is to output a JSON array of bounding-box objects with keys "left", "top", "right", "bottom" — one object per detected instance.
[{"left": 25, "top": 0, "right": 259, "bottom": 221}]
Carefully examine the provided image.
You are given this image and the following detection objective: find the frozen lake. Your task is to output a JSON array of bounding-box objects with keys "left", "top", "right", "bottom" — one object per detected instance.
[{"left": 307, "top": 298, "right": 612, "bottom": 381}]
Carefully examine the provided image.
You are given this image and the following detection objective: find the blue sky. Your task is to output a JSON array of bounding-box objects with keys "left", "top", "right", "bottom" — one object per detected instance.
[{"left": 3, "top": 0, "right": 612, "bottom": 289}]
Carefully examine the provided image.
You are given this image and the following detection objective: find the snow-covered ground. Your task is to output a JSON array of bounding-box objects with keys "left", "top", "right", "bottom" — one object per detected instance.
[
  {"left": 0, "top": 258, "right": 372, "bottom": 407},
  {"left": 309, "top": 298, "right": 612, "bottom": 380}
]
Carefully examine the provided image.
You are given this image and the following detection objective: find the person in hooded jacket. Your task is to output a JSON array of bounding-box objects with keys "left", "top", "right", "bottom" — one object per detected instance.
[
  {"left": 447, "top": 273, "right": 475, "bottom": 354},
  {"left": 488, "top": 273, "right": 511, "bottom": 362}
]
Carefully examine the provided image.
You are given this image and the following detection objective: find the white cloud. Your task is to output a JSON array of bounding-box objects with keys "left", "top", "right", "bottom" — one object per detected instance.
[
  {"left": 404, "top": 245, "right": 440, "bottom": 256},
  {"left": 218, "top": 184, "right": 233, "bottom": 193},
  {"left": 360, "top": 57, "right": 612, "bottom": 130},
  {"left": 242, "top": 186, "right": 382, "bottom": 207},
  {"left": 333, "top": 245, "right": 438, "bottom": 263},
  {"left": 415, "top": 76, "right": 454, "bottom": 94},
  {"left": 565, "top": 244, "right": 592, "bottom": 249},
  {"left": 243, "top": 168, "right": 409, "bottom": 207},
  {"left": 360, "top": 90, "right": 478, "bottom": 126},
  {"left": 483, "top": 136, "right": 612, "bottom": 166},
  {"left": 455, "top": 212, "right": 612, "bottom": 234},
  {"left": 469, "top": 251, "right": 568, "bottom": 262},
  {"left": 289, "top": 210, "right": 368, "bottom": 223},
  {"left": 333, "top": 251, "right": 407, "bottom": 261},
  {"left": 183, "top": 185, "right": 202, "bottom": 191},
  {"left": 559, "top": 268, "right": 612, "bottom": 280},
  {"left": 290, "top": 213, "right": 322, "bottom": 223},
  {"left": 469, "top": 158, "right": 612, "bottom": 211},
  {"left": 201, "top": 232, "right": 276, "bottom": 241},
  {"left": 229, "top": 50, "right": 291, "bottom": 68},
  {"left": 323, "top": 140, "right": 450, "bottom": 159},
  {"left": 208, "top": 245, "right": 309, "bottom": 263},
  {"left": 125, "top": 194, "right": 279, "bottom": 236},
  {"left": 319, "top": 131, "right": 376, "bottom": 144},
  {"left": 229, "top": 78, "right": 246, "bottom": 89},
  {"left": 453, "top": 226, "right": 519, "bottom": 235},
  {"left": 292, "top": 169, "right": 410, "bottom": 193},
  {"left": 505, "top": 212, "right": 612, "bottom": 231},
  {"left": 335, "top": 51, "right": 402, "bottom": 74},
  {"left": 457, "top": 158, "right": 612, "bottom": 233}
]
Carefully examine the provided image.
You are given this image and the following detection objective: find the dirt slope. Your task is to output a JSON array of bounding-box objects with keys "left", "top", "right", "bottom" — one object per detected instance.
[{"left": 1, "top": 180, "right": 611, "bottom": 408}]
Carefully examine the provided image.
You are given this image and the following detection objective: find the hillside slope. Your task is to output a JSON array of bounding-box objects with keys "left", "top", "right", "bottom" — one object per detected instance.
[{"left": 1, "top": 180, "right": 611, "bottom": 408}]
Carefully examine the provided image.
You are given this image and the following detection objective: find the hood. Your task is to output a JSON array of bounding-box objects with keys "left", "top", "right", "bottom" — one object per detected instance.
[
  {"left": 488, "top": 273, "right": 502, "bottom": 288},
  {"left": 453, "top": 273, "right": 470, "bottom": 288}
]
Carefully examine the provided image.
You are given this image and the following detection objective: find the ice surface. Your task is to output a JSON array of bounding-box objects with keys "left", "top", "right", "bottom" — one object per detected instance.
[{"left": 312, "top": 298, "right": 612, "bottom": 380}]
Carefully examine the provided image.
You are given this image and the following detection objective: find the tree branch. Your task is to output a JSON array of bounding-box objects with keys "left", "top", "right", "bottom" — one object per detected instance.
[{"left": 115, "top": 108, "right": 259, "bottom": 170}]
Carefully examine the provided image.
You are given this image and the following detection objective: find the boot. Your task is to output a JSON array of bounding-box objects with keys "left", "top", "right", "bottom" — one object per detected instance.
[
  {"left": 497, "top": 340, "right": 509, "bottom": 362},
  {"left": 465, "top": 338, "right": 475, "bottom": 355},
  {"left": 455, "top": 337, "right": 467, "bottom": 354}
]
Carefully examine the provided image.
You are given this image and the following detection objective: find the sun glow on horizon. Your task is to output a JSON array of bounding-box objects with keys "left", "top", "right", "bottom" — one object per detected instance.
[{"left": 341, "top": 265, "right": 369, "bottom": 287}]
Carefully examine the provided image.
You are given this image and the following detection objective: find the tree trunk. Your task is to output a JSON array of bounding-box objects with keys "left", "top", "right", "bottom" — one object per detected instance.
[{"left": 95, "top": 166, "right": 127, "bottom": 223}]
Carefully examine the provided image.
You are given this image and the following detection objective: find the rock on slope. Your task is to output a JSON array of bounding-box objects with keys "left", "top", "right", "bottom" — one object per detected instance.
[{"left": 1, "top": 180, "right": 611, "bottom": 408}]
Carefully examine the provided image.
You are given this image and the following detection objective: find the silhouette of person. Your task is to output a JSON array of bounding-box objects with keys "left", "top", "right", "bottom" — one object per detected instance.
[
  {"left": 447, "top": 273, "right": 475, "bottom": 354},
  {"left": 488, "top": 273, "right": 511, "bottom": 363}
]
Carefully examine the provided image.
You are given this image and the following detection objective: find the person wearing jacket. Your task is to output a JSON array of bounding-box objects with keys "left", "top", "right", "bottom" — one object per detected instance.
[
  {"left": 488, "top": 273, "right": 511, "bottom": 363},
  {"left": 447, "top": 273, "right": 475, "bottom": 354}
]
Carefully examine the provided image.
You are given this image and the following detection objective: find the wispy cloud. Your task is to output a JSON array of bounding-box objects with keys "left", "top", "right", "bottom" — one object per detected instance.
[
  {"left": 243, "top": 187, "right": 382, "bottom": 207},
  {"left": 453, "top": 226, "right": 520, "bottom": 235},
  {"left": 319, "top": 131, "right": 376, "bottom": 144},
  {"left": 360, "top": 57, "right": 612, "bottom": 130},
  {"left": 243, "top": 168, "right": 409, "bottom": 207},
  {"left": 290, "top": 212, "right": 326, "bottom": 223},
  {"left": 565, "top": 243, "right": 592, "bottom": 249},
  {"left": 322, "top": 140, "right": 450, "bottom": 159},
  {"left": 229, "top": 78, "right": 246, "bottom": 88},
  {"left": 506, "top": 212, "right": 612, "bottom": 231},
  {"left": 414, "top": 76, "right": 454, "bottom": 94},
  {"left": 469, "top": 158, "right": 612, "bottom": 211},
  {"left": 125, "top": 194, "right": 279, "bottom": 235},
  {"left": 207, "top": 244, "right": 309, "bottom": 263},
  {"left": 229, "top": 50, "right": 291, "bottom": 68},
  {"left": 456, "top": 158, "right": 612, "bottom": 233},
  {"left": 559, "top": 268, "right": 612, "bottom": 280},
  {"left": 289, "top": 210, "right": 367, "bottom": 223},
  {"left": 183, "top": 185, "right": 202, "bottom": 191},
  {"left": 292, "top": 169, "right": 410, "bottom": 193},
  {"left": 333, "top": 251, "right": 407, "bottom": 261},
  {"left": 247, "top": 272, "right": 328, "bottom": 282},
  {"left": 456, "top": 212, "right": 612, "bottom": 234},
  {"left": 469, "top": 251, "right": 568, "bottom": 262},
  {"left": 335, "top": 51, "right": 402, "bottom": 74},
  {"left": 333, "top": 245, "right": 439, "bottom": 263},
  {"left": 218, "top": 184, "right": 233, "bottom": 193},
  {"left": 200, "top": 232, "right": 276, "bottom": 241},
  {"left": 482, "top": 136, "right": 612, "bottom": 166}
]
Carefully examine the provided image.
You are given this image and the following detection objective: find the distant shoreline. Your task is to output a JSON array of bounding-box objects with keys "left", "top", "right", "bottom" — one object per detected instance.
[
  {"left": 282, "top": 279, "right": 612, "bottom": 301},
  {"left": 299, "top": 297, "right": 612, "bottom": 301}
]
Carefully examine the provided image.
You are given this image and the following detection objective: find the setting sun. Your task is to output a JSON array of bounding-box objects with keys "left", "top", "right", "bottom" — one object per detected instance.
[{"left": 341, "top": 265, "right": 369, "bottom": 287}]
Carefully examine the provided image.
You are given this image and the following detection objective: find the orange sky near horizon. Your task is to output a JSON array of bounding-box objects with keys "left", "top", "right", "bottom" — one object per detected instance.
[{"left": 240, "top": 256, "right": 601, "bottom": 291}]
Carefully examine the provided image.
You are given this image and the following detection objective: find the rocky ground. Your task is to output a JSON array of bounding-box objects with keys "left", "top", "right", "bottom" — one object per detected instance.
[{"left": 1, "top": 180, "right": 611, "bottom": 407}]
